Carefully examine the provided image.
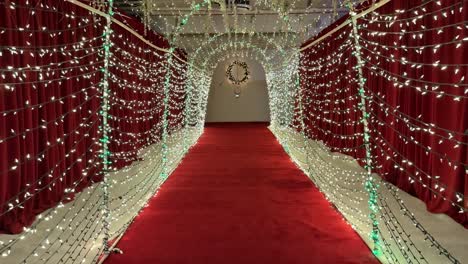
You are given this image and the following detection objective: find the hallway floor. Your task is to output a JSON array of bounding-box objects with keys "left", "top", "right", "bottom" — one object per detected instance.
[{"left": 105, "top": 123, "right": 378, "bottom": 264}]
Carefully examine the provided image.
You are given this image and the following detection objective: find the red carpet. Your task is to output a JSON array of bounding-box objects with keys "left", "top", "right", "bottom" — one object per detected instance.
[{"left": 106, "top": 123, "right": 378, "bottom": 264}]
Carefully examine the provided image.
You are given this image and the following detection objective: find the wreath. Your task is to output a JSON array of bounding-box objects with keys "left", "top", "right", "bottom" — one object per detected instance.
[{"left": 226, "top": 61, "right": 249, "bottom": 85}]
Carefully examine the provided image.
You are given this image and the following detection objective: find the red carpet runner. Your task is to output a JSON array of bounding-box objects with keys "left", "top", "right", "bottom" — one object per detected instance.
[{"left": 106, "top": 123, "right": 378, "bottom": 264}]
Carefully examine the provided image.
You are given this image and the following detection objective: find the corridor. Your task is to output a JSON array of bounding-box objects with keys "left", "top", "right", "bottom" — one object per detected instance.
[
  {"left": 2, "top": 0, "right": 468, "bottom": 263},
  {"left": 106, "top": 123, "right": 377, "bottom": 264}
]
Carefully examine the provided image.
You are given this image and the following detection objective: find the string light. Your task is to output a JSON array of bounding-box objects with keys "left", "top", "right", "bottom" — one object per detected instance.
[{"left": 1, "top": 1, "right": 466, "bottom": 264}]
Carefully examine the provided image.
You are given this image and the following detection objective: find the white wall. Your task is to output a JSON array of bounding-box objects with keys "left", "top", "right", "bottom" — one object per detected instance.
[{"left": 205, "top": 57, "right": 270, "bottom": 122}]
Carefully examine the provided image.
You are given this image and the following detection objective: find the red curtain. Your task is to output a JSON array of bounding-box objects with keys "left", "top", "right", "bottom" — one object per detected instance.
[
  {"left": 298, "top": 16, "right": 365, "bottom": 159},
  {"left": 107, "top": 12, "right": 188, "bottom": 168},
  {"left": 0, "top": 0, "right": 188, "bottom": 233},
  {"left": 298, "top": 0, "right": 467, "bottom": 227}
]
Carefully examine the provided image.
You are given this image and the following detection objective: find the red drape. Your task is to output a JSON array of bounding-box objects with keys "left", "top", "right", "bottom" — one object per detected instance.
[
  {"left": 0, "top": 0, "right": 188, "bottom": 233},
  {"left": 298, "top": 0, "right": 467, "bottom": 227}
]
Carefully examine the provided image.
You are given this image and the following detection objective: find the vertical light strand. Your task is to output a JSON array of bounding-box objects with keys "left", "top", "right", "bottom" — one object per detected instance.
[
  {"left": 159, "top": 1, "right": 204, "bottom": 179},
  {"left": 183, "top": 65, "right": 193, "bottom": 154},
  {"left": 100, "top": 0, "right": 114, "bottom": 256},
  {"left": 160, "top": 48, "right": 175, "bottom": 179},
  {"left": 144, "top": 0, "right": 150, "bottom": 36},
  {"left": 348, "top": 3, "right": 381, "bottom": 256},
  {"left": 295, "top": 70, "right": 311, "bottom": 173}
]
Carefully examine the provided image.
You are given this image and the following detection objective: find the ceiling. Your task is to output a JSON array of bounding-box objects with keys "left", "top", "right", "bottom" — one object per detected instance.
[
  {"left": 112, "top": 0, "right": 350, "bottom": 52},
  {"left": 115, "top": 0, "right": 345, "bottom": 12}
]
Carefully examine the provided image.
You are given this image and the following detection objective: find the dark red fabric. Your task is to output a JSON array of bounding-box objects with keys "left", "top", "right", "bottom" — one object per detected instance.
[
  {"left": 298, "top": 0, "right": 468, "bottom": 227},
  {"left": 0, "top": 0, "right": 103, "bottom": 234},
  {"left": 297, "top": 22, "right": 364, "bottom": 159},
  {"left": 106, "top": 123, "right": 378, "bottom": 264},
  {"left": 0, "top": 0, "right": 188, "bottom": 233},
  {"left": 362, "top": 0, "right": 468, "bottom": 226},
  {"left": 107, "top": 8, "right": 188, "bottom": 169}
]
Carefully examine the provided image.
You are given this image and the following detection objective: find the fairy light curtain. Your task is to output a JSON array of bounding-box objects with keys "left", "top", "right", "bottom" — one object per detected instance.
[
  {"left": 297, "top": 0, "right": 467, "bottom": 227},
  {"left": 107, "top": 9, "right": 188, "bottom": 169},
  {"left": 297, "top": 15, "right": 362, "bottom": 157},
  {"left": 0, "top": 0, "right": 104, "bottom": 234},
  {"left": 167, "top": 51, "right": 189, "bottom": 134},
  {"left": 0, "top": 0, "right": 188, "bottom": 234}
]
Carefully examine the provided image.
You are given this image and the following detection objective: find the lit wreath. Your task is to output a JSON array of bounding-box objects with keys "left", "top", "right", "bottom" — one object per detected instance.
[{"left": 226, "top": 61, "right": 249, "bottom": 85}]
